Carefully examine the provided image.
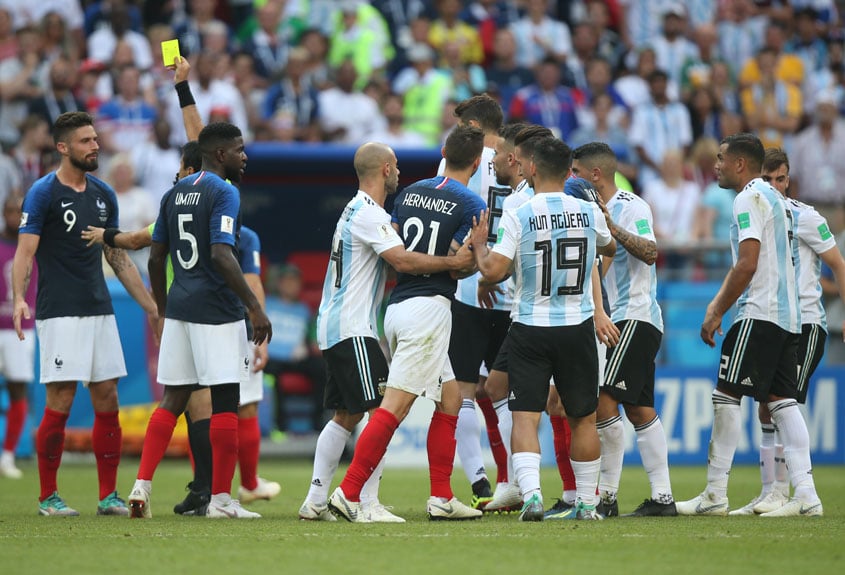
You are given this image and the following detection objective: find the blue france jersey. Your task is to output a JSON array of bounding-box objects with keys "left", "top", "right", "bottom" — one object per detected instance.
[
  {"left": 20, "top": 172, "right": 118, "bottom": 319},
  {"left": 152, "top": 171, "right": 243, "bottom": 324},
  {"left": 493, "top": 192, "right": 612, "bottom": 327},
  {"left": 389, "top": 176, "right": 486, "bottom": 305},
  {"left": 238, "top": 226, "right": 261, "bottom": 275}
]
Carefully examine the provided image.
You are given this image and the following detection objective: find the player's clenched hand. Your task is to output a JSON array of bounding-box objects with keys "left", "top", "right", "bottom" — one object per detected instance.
[
  {"left": 477, "top": 283, "right": 503, "bottom": 309},
  {"left": 451, "top": 242, "right": 474, "bottom": 272},
  {"left": 13, "top": 300, "right": 30, "bottom": 341},
  {"left": 249, "top": 307, "right": 273, "bottom": 345},
  {"left": 700, "top": 304, "right": 723, "bottom": 348},
  {"left": 81, "top": 226, "right": 105, "bottom": 247},
  {"left": 594, "top": 310, "right": 620, "bottom": 347}
]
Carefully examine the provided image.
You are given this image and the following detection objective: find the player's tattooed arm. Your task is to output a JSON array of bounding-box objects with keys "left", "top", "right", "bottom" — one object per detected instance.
[
  {"left": 11, "top": 233, "right": 39, "bottom": 340},
  {"left": 609, "top": 221, "right": 657, "bottom": 265},
  {"left": 105, "top": 245, "right": 159, "bottom": 317}
]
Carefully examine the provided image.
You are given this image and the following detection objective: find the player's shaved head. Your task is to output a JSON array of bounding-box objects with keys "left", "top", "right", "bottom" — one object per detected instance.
[
  {"left": 572, "top": 142, "right": 617, "bottom": 176},
  {"left": 354, "top": 142, "right": 395, "bottom": 179}
]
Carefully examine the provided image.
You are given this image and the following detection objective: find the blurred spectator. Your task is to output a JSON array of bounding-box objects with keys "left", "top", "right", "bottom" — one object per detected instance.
[
  {"left": 0, "top": 25, "right": 45, "bottom": 147},
  {"left": 202, "top": 19, "right": 232, "bottom": 68},
  {"left": 146, "top": 24, "right": 178, "bottom": 104},
  {"left": 96, "top": 65, "right": 158, "bottom": 156},
  {"left": 509, "top": 56, "right": 579, "bottom": 141},
  {"left": 174, "top": 0, "right": 225, "bottom": 57},
  {"left": 10, "top": 114, "right": 50, "bottom": 192},
  {"left": 328, "top": 0, "right": 393, "bottom": 89},
  {"left": 0, "top": 146, "right": 22, "bottom": 209},
  {"left": 105, "top": 152, "right": 156, "bottom": 273},
  {"left": 569, "top": 92, "right": 638, "bottom": 183},
  {"left": 371, "top": 0, "right": 437, "bottom": 73},
  {"left": 28, "top": 55, "right": 84, "bottom": 128},
  {"left": 393, "top": 43, "right": 453, "bottom": 146},
  {"left": 299, "top": 28, "right": 331, "bottom": 90},
  {"left": 717, "top": 0, "right": 766, "bottom": 79},
  {"left": 485, "top": 28, "right": 534, "bottom": 113},
  {"left": 439, "top": 40, "right": 487, "bottom": 101},
  {"left": 84, "top": 0, "right": 144, "bottom": 36},
  {"left": 685, "top": 135, "right": 719, "bottom": 193},
  {"left": 438, "top": 98, "right": 460, "bottom": 143},
  {"left": 368, "top": 93, "right": 428, "bottom": 148},
  {"left": 642, "top": 149, "right": 699, "bottom": 265},
  {"left": 429, "top": 0, "right": 483, "bottom": 66},
  {"left": 629, "top": 69, "right": 692, "bottom": 187},
  {"left": 710, "top": 60, "right": 741, "bottom": 117},
  {"left": 510, "top": 0, "right": 572, "bottom": 69},
  {"left": 166, "top": 52, "right": 248, "bottom": 144},
  {"left": 461, "top": 0, "right": 520, "bottom": 67},
  {"left": 41, "top": 11, "right": 77, "bottom": 63},
  {"left": 614, "top": 46, "right": 679, "bottom": 109},
  {"left": 0, "top": 7, "right": 16, "bottom": 62},
  {"left": 687, "top": 86, "right": 726, "bottom": 142},
  {"left": 649, "top": 4, "right": 699, "bottom": 88},
  {"left": 96, "top": 38, "right": 159, "bottom": 108},
  {"left": 574, "top": 57, "right": 628, "bottom": 130},
  {"left": 619, "top": 0, "right": 675, "bottom": 50},
  {"left": 567, "top": 21, "right": 600, "bottom": 90},
  {"left": 740, "top": 47, "right": 802, "bottom": 150},
  {"left": 694, "top": 178, "right": 735, "bottom": 271},
  {"left": 4, "top": 0, "right": 84, "bottom": 48},
  {"left": 317, "top": 60, "right": 384, "bottom": 144},
  {"left": 786, "top": 7, "right": 829, "bottom": 76},
  {"left": 130, "top": 118, "right": 181, "bottom": 203},
  {"left": 739, "top": 21, "right": 804, "bottom": 88},
  {"left": 230, "top": 51, "right": 266, "bottom": 134},
  {"left": 87, "top": 3, "right": 153, "bottom": 70},
  {"left": 789, "top": 89, "right": 845, "bottom": 234},
  {"left": 240, "top": 0, "right": 292, "bottom": 83},
  {"left": 263, "top": 264, "right": 327, "bottom": 434},
  {"left": 263, "top": 47, "right": 321, "bottom": 142},
  {"left": 684, "top": 0, "right": 718, "bottom": 28},
  {"left": 585, "top": 0, "right": 624, "bottom": 70},
  {"left": 680, "top": 23, "right": 719, "bottom": 99}
]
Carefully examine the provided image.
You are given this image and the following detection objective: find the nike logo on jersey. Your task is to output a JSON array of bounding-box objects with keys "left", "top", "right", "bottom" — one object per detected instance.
[{"left": 61, "top": 201, "right": 73, "bottom": 208}]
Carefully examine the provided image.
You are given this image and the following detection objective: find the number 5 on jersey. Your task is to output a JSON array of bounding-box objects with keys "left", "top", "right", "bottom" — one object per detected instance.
[{"left": 177, "top": 214, "right": 198, "bottom": 269}]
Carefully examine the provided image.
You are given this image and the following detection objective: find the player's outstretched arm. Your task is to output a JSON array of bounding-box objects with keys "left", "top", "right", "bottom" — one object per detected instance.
[
  {"left": 173, "top": 56, "right": 203, "bottom": 141},
  {"left": 211, "top": 243, "right": 272, "bottom": 345},
  {"left": 11, "top": 233, "right": 39, "bottom": 341},
  {"left": 380, "top": 243, "right": 474, "bottom": 275},
  {"left": 819, "top": 245, "right": 845, "bottom": 341},
  {"left": 469, "top": 211, "right": 512, "bottom": 283},
  {"left": 701, "top": 238, "right": 760, "bottom": 347},
  {"left": 603, "top": 203, "right": 656, "bottom": 265},
  {"left": 104, "top": 245, "right": 159, "bottom": 319},
  {"left": 82, "top": 226, "right": 153, "bottom": 250},
  {"left": 148, "top": 241, "right": 169, "bottom": 318}
]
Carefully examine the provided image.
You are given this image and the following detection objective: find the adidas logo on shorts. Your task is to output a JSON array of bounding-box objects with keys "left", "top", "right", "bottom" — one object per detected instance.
[
  {"left": 615, "top": 380, "right": 627, "bottom": 391},
  {"left": 740, "top": 377, "right": 753, "bottom": 387},
  {"left": 508, "top": 391, "right": 516, "bottom": 400}
]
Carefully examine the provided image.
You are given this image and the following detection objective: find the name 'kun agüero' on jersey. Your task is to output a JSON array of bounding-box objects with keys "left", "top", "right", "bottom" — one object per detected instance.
[
  {"left": 528, "top": 211, "right": 590, "bottom": 232},
  {"left": 400, "top": 192, "right": 458, "bottom": 215}
]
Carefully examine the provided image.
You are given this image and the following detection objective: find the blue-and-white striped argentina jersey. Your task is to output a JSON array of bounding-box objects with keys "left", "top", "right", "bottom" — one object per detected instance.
[
  {"left": 605, "top": 189, "right": 663, "bottom": 331},
  {"left": 731, "top": 178, "right": 801, "bottom": 333},
  {"left": 493, "top": 192, "right": 612, "bottom": 327},
  {"left": 316, "top": 191, "right": 404, "bottom": 350},
  {"left": 788, "top": 198, "right": 837, "bottom": 330},
  {"left": 502, "top": 179, "right": 534, "bottom": 304},
  {"left": 439, "top": 146, "right": 513, "bottom": 310}
]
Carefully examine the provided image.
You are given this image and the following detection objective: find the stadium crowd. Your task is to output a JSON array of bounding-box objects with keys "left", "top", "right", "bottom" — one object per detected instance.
[{"left": 1, "top": 0, "right": 844, "bottom": 247}]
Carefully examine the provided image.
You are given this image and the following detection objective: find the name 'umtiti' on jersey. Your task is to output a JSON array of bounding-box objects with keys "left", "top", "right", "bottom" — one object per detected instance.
[
  {"left": 528, "top": 211, "right": 590, "bottom": 232},
  {"left": 175, "top": 192, "right": 202, "bottom": 206}
]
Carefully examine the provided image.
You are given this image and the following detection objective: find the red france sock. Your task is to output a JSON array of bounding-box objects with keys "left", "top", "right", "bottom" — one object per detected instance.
[
  {"left": 137, "top": 408, "right": 177, "bottom": 482},
  {"left": 3, "top": 398, "right": 27, "bottom": 453},
  {"left": 427, "top": 411, "right": 458, "bottom": 499},
  {"left": 36, "top": 409, "right": 69, "bottom": 501},
  {"left": 238, "top": 416, "right": 261, "bottom": 491},
  {"left": 477, "top": 396, "right": 508, "bottom": 483},
  {"left": 93, "top": 411, "right": 123, "bottom": 500},
  {"left": 210, "top": 412, "right": 239, "bottom": 496},
  {"left": 339, "top": 408, "right": 399, "bottom": 502},
  {"left": 550, "top": 415, "right": 576, "bottom": 491}
]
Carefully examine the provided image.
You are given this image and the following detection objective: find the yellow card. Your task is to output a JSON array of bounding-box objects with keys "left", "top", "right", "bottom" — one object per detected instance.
[{"left": 161, "top": 39, "right": 181, "bottom": 67}]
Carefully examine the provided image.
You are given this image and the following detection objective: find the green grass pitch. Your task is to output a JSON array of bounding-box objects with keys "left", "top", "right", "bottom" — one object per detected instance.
[{"left": 0, "top": 459, "right": 842, "bottom": 575}]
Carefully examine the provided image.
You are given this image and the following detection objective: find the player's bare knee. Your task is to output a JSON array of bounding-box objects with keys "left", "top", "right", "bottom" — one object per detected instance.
[
  {"left": 623, "top": 404, "right": 656, "bottom": 427},
  {"left": 483, "top": 371, "right": 507, "bottom": 400},
  {"left": 239, "top": 402, "right": 258, "bottom": 419},
  {"left": 6, "top": 382, "right": 26, "bottom": 401},
  {"left": 88, "top": 380, "right": 119, "bottom": 411},
  {"left": 757, "top": 401, "right": 772, "bottom": 423}
]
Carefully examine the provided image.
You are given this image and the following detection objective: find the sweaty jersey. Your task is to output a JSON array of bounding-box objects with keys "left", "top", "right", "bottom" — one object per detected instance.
[
  {"left": 494, "top": 192, "right": 612, "bottom": 327},
  {"left": 20, "top": 172, "right": 118, "bottom": 319},
  {"left": 152, "top": 171, "right": 243, "bottom": 325},
  {"left": 316, "top": 190, "right": 404, "bottom": 350},
  {"left": 605, "top": 189, "right": 663, "bottom": 331},
  {"left": 439, "top": 146, "right": 513, "bottom": 310},
  {"left": 787, "top": 198, "right": 837, "bottom": 330},
  {"left": 389, "top": 175, "right": 486, "bottom": 305},
  {"left": 731, "top": 178, "right": 800, "bottom": 333},
  {"left": 0, "top": 237, "right": 36, "bottom": 330}
]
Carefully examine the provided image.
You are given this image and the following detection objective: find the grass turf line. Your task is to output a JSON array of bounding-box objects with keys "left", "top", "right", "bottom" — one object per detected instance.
[{"left": 0, "top": 460, "right": 842, "bottom": 575}]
